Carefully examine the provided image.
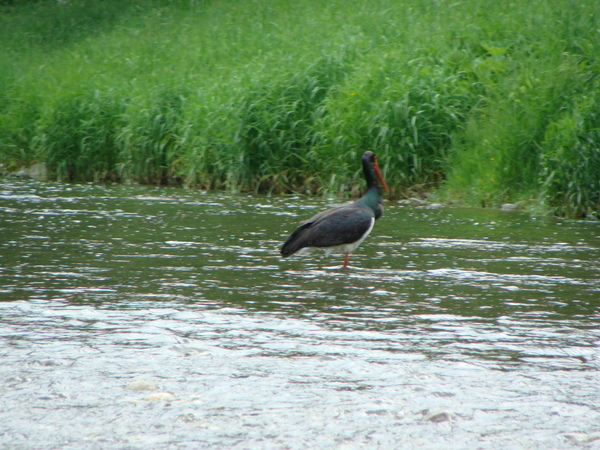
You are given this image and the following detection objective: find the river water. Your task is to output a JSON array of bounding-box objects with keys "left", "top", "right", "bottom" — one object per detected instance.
[{"left": 0, "top": 180, "right": 599, "bottom": 448}]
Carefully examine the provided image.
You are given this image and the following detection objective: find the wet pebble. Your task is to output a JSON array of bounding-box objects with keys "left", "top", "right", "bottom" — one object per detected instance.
[
  {"left": 126, "top": 380, "right": 157, "bottom": 391},
  {"left": 143, "top": 392, "right": 175, "bottom": 402},
  {"left": 409, "top": 198, "right": 429, "bottom": 206},
  {"left": 423, "top": 409, "right": 456, "bottom": 423},
  {"left": 564, "top": 432, "right": 600, "bottom": 444}
]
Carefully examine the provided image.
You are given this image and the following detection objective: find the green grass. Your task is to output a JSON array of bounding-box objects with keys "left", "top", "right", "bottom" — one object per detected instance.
[{"left": 1, "top": 0, "right": 598, "bottom": 217}]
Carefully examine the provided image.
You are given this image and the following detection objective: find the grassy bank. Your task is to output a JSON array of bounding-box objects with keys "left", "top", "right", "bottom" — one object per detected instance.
[{"left": 1, "top": 0, "right": 598, "bottom": 217}]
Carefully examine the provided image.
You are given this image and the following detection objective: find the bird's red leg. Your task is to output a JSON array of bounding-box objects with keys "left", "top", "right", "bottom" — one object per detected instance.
[{"left": 343, "top": 252, "right": 349, "bottom": 269}]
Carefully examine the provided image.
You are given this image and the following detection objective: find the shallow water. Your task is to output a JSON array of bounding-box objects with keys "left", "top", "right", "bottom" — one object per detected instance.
[{"left": 1, "top": 180, "right": 599, "bottom": 448}]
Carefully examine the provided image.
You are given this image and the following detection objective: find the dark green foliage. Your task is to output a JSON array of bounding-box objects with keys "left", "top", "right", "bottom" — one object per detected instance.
[
  {"left": 541, "top": 89, "right": 600, "bottom": 218},
  {"left": 0, "top": 96, "right": 40, "bottom": 170},
  {"left": 327, "top": 60, "right": 478, "bottom": 191},
  {"left": 40, "top": 91, "right": 122, "bottom": 182},
  {"left": 237, "top": 56, "right": 349, "bottom": 193},
  {"left": 118, "top": 88, "right": 189, "bottom": 185},
  {"left": 1, "top": 0, "right": 599, "bottom": 217},
  {"left": 0, "top": 0, "right": 135, "bottom": 48}
]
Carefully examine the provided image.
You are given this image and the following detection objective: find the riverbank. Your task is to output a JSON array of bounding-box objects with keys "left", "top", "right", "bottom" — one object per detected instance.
[{"left": 1, "top": 0, "right": 598, "bottom": 217}]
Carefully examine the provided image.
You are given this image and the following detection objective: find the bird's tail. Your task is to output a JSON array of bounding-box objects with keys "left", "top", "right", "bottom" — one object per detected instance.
[
  {"left": 280, "top": 236, "right": 301, "bottom": 257},
  {"left": 280, "top": 223, "right": 311, "bottom": 257}
]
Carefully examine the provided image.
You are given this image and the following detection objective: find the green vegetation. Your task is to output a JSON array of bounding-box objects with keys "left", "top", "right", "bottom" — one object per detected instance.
[{"left": 1, "top": 0, "right": 598, "bottom": 217}]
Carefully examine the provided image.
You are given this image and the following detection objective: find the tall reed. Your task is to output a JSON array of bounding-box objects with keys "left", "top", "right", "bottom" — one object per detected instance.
[{"left": 0, "top": 0, "right": 598, "bottom": 216}]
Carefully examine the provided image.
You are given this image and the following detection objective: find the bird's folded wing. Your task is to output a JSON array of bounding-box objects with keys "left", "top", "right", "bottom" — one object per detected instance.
[{"left": 283, "top": 205, "right": 373, "bottom": 251}]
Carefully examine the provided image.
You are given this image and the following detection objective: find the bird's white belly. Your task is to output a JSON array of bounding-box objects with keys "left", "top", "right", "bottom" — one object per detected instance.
[{"left": 323, "top": 218, "right": 375, "bottom": 256}]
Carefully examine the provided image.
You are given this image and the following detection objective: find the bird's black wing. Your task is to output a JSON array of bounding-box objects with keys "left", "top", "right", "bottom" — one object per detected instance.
[{"left": 281, "top": 205, "right": 374, "bottom": 256}]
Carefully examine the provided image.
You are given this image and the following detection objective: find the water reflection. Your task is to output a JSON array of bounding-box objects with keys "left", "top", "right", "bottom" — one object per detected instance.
[{"left": 0, "top": 180, "right": 599, "bottom": 447}]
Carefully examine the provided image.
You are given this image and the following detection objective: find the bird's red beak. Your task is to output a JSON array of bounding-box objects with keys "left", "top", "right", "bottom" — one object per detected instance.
[{"left": 373, "top": 156, "right": 390, "bottom": 193}]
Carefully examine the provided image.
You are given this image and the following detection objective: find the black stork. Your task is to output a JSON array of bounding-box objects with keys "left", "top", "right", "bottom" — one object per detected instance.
[{"left": 280, "top": 151, "right": 390, "bottom": 269}]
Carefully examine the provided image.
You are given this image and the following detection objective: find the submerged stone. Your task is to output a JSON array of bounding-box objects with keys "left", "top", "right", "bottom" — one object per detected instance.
[
  {"left": 143, "top": 392, "right": 175, "bottom": 401},
  {"left": 126, "top": 380, "right": 157, "bottom": 391},
  {"left": 423, "top": 409, "right": 456, "bottom": 423}
]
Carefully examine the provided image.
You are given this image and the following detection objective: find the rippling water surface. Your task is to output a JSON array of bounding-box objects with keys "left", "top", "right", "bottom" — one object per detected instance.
[{"left": 1, "top": 180, "right": 599, "bottom": 448}]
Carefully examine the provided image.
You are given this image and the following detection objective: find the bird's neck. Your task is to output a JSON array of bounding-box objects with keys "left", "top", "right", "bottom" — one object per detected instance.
[{"left": 356, "top": 187, "right": 383, "bottom": 218}]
